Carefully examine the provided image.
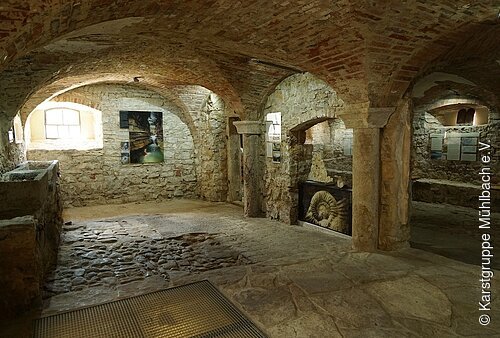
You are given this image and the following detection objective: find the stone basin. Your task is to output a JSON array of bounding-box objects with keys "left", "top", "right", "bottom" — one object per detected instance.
[
  {"left": 0, "top": 160, "right": 62, "bottom": 317},
  {"left": 17, "top": 160, "right": 56, "bottom": 171},
  {"left": 2, "top": 160, "right": 57, "bottom": 180},
  {"left": 2, "top": 170, "right": 45, "bottom": 181},
  {"left": 0, "top": 160, "right": 59, "bottom": 219}
]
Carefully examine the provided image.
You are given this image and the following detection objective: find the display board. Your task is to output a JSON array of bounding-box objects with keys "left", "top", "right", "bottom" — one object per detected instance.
[
  {"left": 299, "top": 181, "right": 352, "bottom": 236},
  {"left": 429, "top": 131, "right": 479, "bottom": 162},
  {"left": 343, "top": 130, "right": 353, "bottom": 156}
]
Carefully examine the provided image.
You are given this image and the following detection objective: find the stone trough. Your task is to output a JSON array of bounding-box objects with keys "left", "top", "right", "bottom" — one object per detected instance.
[
  {"left": 1, "top": 161, "right": 58, "bottom": 220},
  {"left": 0, "top": 160, "right": 63, "bottom": 317}
]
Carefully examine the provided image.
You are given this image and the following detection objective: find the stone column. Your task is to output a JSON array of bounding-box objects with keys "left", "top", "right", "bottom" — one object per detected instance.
[
  {"left": 352, "top": 128, "right": 381, "bottom": 251},
  {"left": 339, "top": 106, "right": 395, "bottom": 252},
  {"left": 226, "top": 117, "right": 242, "bottom": 202},
  {"left": 233, "top": 121, "right": 263, "bottom": 217},
  {"left": 379, "top": 98, "right": 412, "bottom": 250}
]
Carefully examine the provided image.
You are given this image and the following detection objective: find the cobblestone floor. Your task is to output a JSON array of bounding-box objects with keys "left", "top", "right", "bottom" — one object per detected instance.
[
  {"left": 1, "top": 199, "right": 499, "bottom": 338},
  {"left": 43, "top": 219, "right": 249, "bottom": 299}
]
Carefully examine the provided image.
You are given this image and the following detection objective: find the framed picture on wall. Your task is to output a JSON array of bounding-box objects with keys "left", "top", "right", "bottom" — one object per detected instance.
[
  {"left": 272, "top": 142, "right": 281, "bottom": 163},
  {"left": 120, "top": 141, "right": 130, "bottom": 164},
  {"left": 121, "top": 141, "right": 129, "bottom": 153},
  {"left": 120, "top": 111, "right": 164, "bottom": 164},
  {"left": 266, "top": 112, "right": 281, "bottom": 163},
  {"left": 299, "top": 181, "right": 352, "bottom": 236},
  {"left": 120, "top": 153, "right": 130, "bottom": 165}
]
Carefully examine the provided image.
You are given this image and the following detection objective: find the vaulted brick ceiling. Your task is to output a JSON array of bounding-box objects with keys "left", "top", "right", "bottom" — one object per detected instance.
[
  {"left": 412, "top": 23, "right": 500, "bottom": 109},
  {"left": 0, "top": 0, "right": 497, "bottom": 121}
]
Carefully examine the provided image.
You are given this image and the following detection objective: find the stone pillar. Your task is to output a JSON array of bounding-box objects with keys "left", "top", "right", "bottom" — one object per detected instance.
[
  {"left": 226, "top": 117, "right": 242, "bottom": 202},
  {"left": 379, "top": 98, "right": 412, "bottom": 250},
  {"left": 339, "top": 106, "right": 395, "bottom": 252},
  {"left": 233, "top": 121, "right": 263, "bottom": 217},
  {"left": 352, "top": 128, "right": 381, "bottom": 251}
]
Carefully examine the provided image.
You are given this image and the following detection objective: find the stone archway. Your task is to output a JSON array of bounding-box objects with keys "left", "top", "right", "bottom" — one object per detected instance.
[
  {"left": 26, "top": 83, "right": 200, "bottom": 207},
  {"left": 407, "top": 72, "right": 500, "bottom": 265},
  {"left": 261, "top": 73, "right": 345, "bottom": 224},
  {"left": 286, "top": 117, "right": 353, "bottom": 227}
]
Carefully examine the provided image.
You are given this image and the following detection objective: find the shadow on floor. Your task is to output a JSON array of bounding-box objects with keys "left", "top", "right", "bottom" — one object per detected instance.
[{"left": 410, "top": 201, "right": 499, "bottom": 269}]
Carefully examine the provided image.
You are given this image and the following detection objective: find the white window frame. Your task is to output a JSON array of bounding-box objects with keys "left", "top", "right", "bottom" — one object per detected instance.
[{"left": 44, "top": 108, "right": 81, "bottom": 139}]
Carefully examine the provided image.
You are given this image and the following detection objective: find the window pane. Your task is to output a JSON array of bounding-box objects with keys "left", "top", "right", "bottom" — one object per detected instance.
[
  {"left": 45, "top": 109, "right": 63, "bottom": 124},
  {"left": 63, "top": 109, "right": 80, "bottom": 125},
  {"left": 46, "top": 125, "right": 58, "bottom": 138},
  {"left": 58, "top": 125, "right": 69, "bottom": 138},
  {"left": 68, "top": 125, "right": 81, "bottom": 138}
]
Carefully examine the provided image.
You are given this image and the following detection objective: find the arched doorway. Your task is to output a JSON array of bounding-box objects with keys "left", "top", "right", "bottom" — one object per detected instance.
[{"left": 409, "top": 74, "right": 500, "bottom": 268}]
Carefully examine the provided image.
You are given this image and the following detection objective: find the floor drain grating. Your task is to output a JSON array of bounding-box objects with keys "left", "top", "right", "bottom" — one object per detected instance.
[{"left": 33, "top": 280, "right": 266, "bottom": 338}]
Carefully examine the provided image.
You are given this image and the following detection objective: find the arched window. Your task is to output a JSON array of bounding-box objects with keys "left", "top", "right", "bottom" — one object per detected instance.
[
  {"left": 26, "top": 101, "right": 103, "bottom": 150},
  {"left": 45, "top": 108, "right": 81, "bottom": 139},
  {"left": 456, "top": 108, "right": 475, "bottom": 125}
]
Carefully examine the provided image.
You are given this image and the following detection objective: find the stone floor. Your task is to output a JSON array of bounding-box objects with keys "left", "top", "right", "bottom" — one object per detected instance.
[
  {"left": 411, "top": 201, "right": 500, "bottom": 269},
  {"left": 43, "top": 221, "right": 247, "bottom": 299},
  {"left": 1, "top": 199, "right": 499, "bottom": 337}
]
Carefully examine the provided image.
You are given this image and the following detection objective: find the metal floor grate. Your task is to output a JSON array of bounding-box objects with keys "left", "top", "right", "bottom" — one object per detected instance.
[{"left": 33, "top": 280, "right": 266, "bottom": 338}]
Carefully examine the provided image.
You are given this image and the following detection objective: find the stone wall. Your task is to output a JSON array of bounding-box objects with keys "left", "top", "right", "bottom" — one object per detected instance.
[
  {"left": 28, "top": 84, "right": 205, "bottom": 207},
  {"left": 413, "top": 178, "right": 500, "bottom": 212},
  {"left": 412, "top": 108, "right": 500, "bottom": 185},
  {"left": 306, "top": 119, "right": 353, "bottom": 186},
  {"left": 196, "top": 93, "right": 228, "bottom": 201},
  {"left": 262, "top": 73, "right": 348, "bottom": 223},
  {"left": 0, "top": 114, "right": 25, "bottom": 174},
  {"left": 0, "top": 141, "right": 25, "bottom": 175}
]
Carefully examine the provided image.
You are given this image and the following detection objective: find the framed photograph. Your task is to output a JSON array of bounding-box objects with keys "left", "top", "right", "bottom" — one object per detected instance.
[
  {"left": 272, "top": 142, "right": 281, "bottom": 163},
  {"left": 120, "top": 141, "right": 129, "bottom": 153},
  {"left": 126, "top": 111, "right": 164, "bottom": 164},
  {"left": 120, "top": 153, "right": 130, "bottom": 165},
  {"left": 299, "top": 181, "right": 352, "bottom": 236},
  {"left": 461, "top": 137, "right": 477, "bottom": 146}
]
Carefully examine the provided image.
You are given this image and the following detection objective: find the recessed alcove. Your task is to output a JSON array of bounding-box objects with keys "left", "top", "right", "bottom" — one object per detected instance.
[
  {"left": 270, "top": 114, "right": 354, "bottom": 233},
  {"left": 412, "top": 99, "right": 498, "bottom": 199},
  {"left": 427, "top": 103, "right": 489, "bottom": 127},
  {"left": 410, "top": 93, "right": 500, "bottom": 267},
  {"left": 26, "top": 101, "right": 103, "bottom": 151}
]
